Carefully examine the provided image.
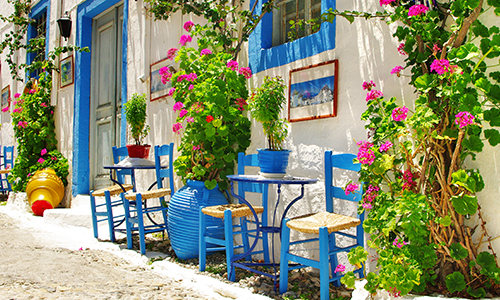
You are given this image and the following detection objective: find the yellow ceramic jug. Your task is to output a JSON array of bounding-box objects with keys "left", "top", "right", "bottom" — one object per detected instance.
[{"left": 26, "top": 168, "right": 64, "bottom": 216}]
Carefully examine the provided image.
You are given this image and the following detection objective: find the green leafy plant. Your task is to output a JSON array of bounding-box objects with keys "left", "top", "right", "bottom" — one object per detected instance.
[
  {"left": 123, "top": 93, "right": 150, "bottom": 145},
  {"left": 248, "top": 76, "right": 289, "bottom": 151},
  {"left": 325, "top": 0, "right": 500, "bottom": 297},
  {"left": 9, "top": 70, "right": 69, "bottom": 191},
  {"left": 166, "top": 22, "right": 251, "bottom": 191}
]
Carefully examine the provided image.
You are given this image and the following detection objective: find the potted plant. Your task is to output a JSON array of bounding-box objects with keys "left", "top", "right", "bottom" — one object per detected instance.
[
  {"left": 248, "top": 76, "right": 290, "bottom": 176},
  {"left": 123, "top": 93, "right": 151, "bottom": 158}
]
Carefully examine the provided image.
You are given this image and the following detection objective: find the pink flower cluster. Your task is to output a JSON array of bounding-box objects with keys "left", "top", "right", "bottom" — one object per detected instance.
[
  {"left": 362, "top": 81, "right": 376, "bottom": 91},
  {"left": 41, "top": 148, "right": 47, "bottom": 156},
  {"left": 186, "top": 116, "right": 194, "bottom": 123},
  {"left": 13, "top": 107, "right": 23, "bottom": 114},
  {"left": 379, "top": 141, "right": 393, "bottom": 152},
  {"left": 17, "top": 121, "right": 28, "bottom": 128},
  {"left": 172, "top": 122, "right": 183, "bottom": 134},
  {"left": 344, "top": 183, "right": 359, "bottom": 195},
  {"left": 14, "top": 93, "right": 21, "bottom": 98},
  {"left": 391, "top": 66, "right": 403, "bottom": 76},
  {"left": 179, "top": 109, "right": 188, "bottom": 118},
  {"left": 200, "top": 48, "right": 212, "bottom": 56},
  {"left": 393, "top": 237, "right": 408, "bottom": 248},
  {"left": 41, "top": 102, "right": 48, "bottom": 107},
  {"left": 379, "top": 0, "right": 395, "bottom": 5},
  {"left": 173, "top": 102, "right": 184, "bottom": 112},
  {"left": 183, "top": 21, "right": 194, "bottom": 32},
  {"left": 167, "top": 88, "right": 175, "bottom": 97},
  {"left": 388, "top": 287, "right": 402, "bottom": 298},
  {"left": 402, "top": 169, "right": 418, "bottom": 191},
  {"left": 363, "top": 185, "right": 380, "bottom": 204},
  {"left": 392, "top": 106, "right": 409, "bottom": 122},
  {"left": 365, "top": 90, "right": 383, "bottom": 102},
  {"left": 235, "top": 98, "right": 247, "bottom": 111},
  {"left": 408, "top": 4, "right": 429, "bottom": 16},
  {"left": 334, "top": 264, "right": 346, "bottom": 273},
  {"left": 227, "top": 60, "right": 239, "bottom": 71},
  {"left": 357, "top": 140, "right": 375, "bottom": 165},
  {"left": 38, "top": 158, "right": 45, "bottom": 164},
  {"left": 179, "top": 34, "right": 192, "bottom": 46},
  {"left": 455, "top": 111, "right": 475, "bottom": 129},
  {"left": 167, "top": 48, "right": 178, "bottom": 60},
  {"left": 239, "top": 67, "right": 252, "bottom": 79},
  {"left": 192, "top": 145, "right": 201, "bottom": 151},
  {"left": 397, "top": 43, "right": 407, "bottom": 55},
  {"left": 159, "top": 67, "right": 172, "bottom": 84},
  {"left": 1, "top": 106, "right": 9, "bottom": 112},
  {"left": 430, "top": 59, "right": 451, "bottom": 75},
  {"left": 178, "top": 72, "right": 198, "bottom": 82}
]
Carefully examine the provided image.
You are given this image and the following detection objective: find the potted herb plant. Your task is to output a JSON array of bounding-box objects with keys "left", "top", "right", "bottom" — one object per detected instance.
[
  {"left": 123, "top": 93, "right": 151, "bottom": 158},
  {"left": 248, "top": 76, "right": 290, "bottom": 177}
]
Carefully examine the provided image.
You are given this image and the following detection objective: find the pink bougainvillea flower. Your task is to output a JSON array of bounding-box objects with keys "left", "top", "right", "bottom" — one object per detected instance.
[
  {"left": 432, "top": 44, "right": 441, "bottom": 54},
  {"left": 40, "top": 102, "right": 48, "bottom": 107},
  {"left": 192, "top": 102, "right": 204, "bottom": 113},
  {"left": 430, "top": 59, "right": 451, "bottom": 75},
  {"left": 402, "top": 169, "right": 418, "bottom": 191},
  {"left": 51, "top": 156, "right": 57, "bottom": 161},
  {"left": 179, "top": 109, "right": 188, "bottom": 118},
  {"left": 172, "top": 122, "right": 183, "bottom": 134},
  {"left": 206, "top": 115, "right": 214, "bottom": 123},
  {"left": 183, "top": 21, "right": 194, "bottom": 32},
  {"left": 38, "top": 158, "right": 45, "bottom": 164},
  {"left": 167, "top": 88, "right": 175, "bottom": 97},
  {"left": 235, "top": 98, "right": 247, "bottom": 111},
  {"left": 13, "top": 108, "right": 22, "bottom": 113},
  {"left": 362, "top": 81, "right": 376, "bottom": 91},
  {"left": 51, "top": 110, "right": 54, "bottom": 114},
  {"left": 357, "top": 140, "right": 375, "bottom": 165},
  {"left": 344, "top": 183, "right": 359, "bottom": 195},
  {"left": 379, "top": 0, "right": 395, "bottom": 5},
  {"left": 391, "top": 66, "right": 404, "bottom": 76},
  {"left": 365, "top": 90, "right": 383, "bottom": 102},
  {"left": 362, "top": 202, "right": 373, "bottom": 209},
  {"left": 455, "top": 111, "right": 475, "bottom": 129},
  {"left": 29, "top": 89, "right": 35, "bottom": 94},
  {"left": 393, "top": 237, "right": 408, "bottom": 248},
  {"left": 185, "top": 73, "right": 198, "bottom": 82},
  {"left": 192, "top": 145, "right": 201, "bottom": 151},
  {"left": 41, "top": 148, "right": 47, "bottom": 156},
  {"left": 179, "top": 34, "right": 192, "bottom": 46},
  {"left": 239, "top": 67, "right": 252, "bottom": 79},
  {"left": 188, "top": 84, "right": 194, "bottom": 91},
  {"left": 334, "top": 264, "right": 346, "bottom": 273},
  {"left": 408, "top": 4, "right": 429, "bottom": 16},
  {"left": 1, "top": 106, "right": 9, "bottom": 112},
  {"left": 186, "top": 116, "right": 194, "bottom": 123},
  {"left": 392, "top": 106, "right": 409, "bottom": 122},
  {"left": 159, "top": 67, "right": 172, "bottom": 84},
  {"left": 379, "top": 141, "right": 393, "bottom": 152},
  {"left": 200, "top": 48, "right": 212, "bottom": 56},
  {"left": 167, "top": 48, "right": 178, "bottom": 60},
  {"left": 397, "top": 43, "right": 407, "bottom": 55},
  {"left": 173, "top": 102, "right": 184, "bottom": 112},
  {"left": 14, "top": 93, "right": 21, "bottom": 98},
  {"left": 227, "top": 60, "right": 239, "bottom": 71},
  {"left": 364, "top": 185, "right": 380, "bottom": 203}
]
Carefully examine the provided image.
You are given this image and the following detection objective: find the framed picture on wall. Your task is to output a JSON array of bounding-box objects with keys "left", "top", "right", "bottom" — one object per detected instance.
[
  {"left": 150, "top": 58, "right": 175, "bottom": 102},
  {"left": 1, "top": 85, "right": 10, "bottom": 109},
  {"left": 288, "top": 59, "right": 338, "bottom": 122},
  {"left": 60, "top": 55, "right": 74, "bottom": 87}
]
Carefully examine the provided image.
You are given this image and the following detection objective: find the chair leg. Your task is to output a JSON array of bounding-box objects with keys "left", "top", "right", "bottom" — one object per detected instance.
[
  {"left": 104, "top": 190, "right": 116, "bottom": 242},
  {"left": 224, "top": 209, "right": 236, "bottom": 281},
  {"left": 199, "top": 207, "right": 207, "bottom": 272},
  {"left": 319, "top": 227, "right": 330, "bottom": 300},
  {"left": 329, "top": 232, "right": 341, "bottom": 287},
  {"left": 279, "top": 218, "right": 291, "bottom": 295},
  {"left": 136, "top": 194, "right": 146, "bottom": 255},
  {"left": 122, "top": 194, "right": 134, "bottom": 250},
  {"left": 239, "top": 216, "right": 252, "bottom": 261},
  {"left": 90, "top": 193, "right": 99, "bottom": 239}
]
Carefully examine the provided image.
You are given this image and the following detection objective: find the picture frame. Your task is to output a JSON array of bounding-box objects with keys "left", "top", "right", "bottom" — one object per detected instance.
[
  {"left": 288, "top": 59, "right": 338, "bottom": 122},
  {"left": 60, "top": 55, "right": 74, "bottom": 88},
  {"left": 150, "top": 58, "right": 175, "bottom": 102},
  {"left": 1, "top": 85, "right": 10, "bottom": 109}
]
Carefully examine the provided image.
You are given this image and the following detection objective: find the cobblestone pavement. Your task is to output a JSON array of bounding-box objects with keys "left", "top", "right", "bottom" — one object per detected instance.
[{"left": 0, "top": 211, "right": 212, "bottom": 300}]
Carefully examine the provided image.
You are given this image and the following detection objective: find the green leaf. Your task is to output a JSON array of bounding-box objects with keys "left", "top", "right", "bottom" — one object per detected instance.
[
  {"left": 446, "top": 272, "right": 466, "bottom": 293},
  {"left": 372, "top": 154, "right": 394, "bottom": 175},
  {"left": 485, "top": 129, "right": 500, "bottom": 146},
  {"left": 488, "top": 0, "right": 500, "bottom": 8},
  {"left": 438, "top": 215, "right": 452, "bottom": 226},
  {"left": 347, "top": 246, "right": 368, "bottom": 266},
  {"left": 204, "top": 179, "right": 217, "bottom": 190},
  {"left": 484, "top": 108, "right": 500, "bottom": 126},
  {"left": 451, "top": 194, "right": 478, "bottom": 215},
  {"left": 340, "top": 272, "right": 357, "bottom": 288},
  {"left": 467, "top": 287, "right": 486, "bottom": 299},
  {"left": 475, "top": 77, "right": 491, "bottom": 93},
  {"left": 457, "top": 43, "right": 479, "bottom": 60},
  {"left": 466, "top": 0, "right": 481, "bottom": 9},
  {"left": 414, "top": 74, "right": 434, "bottom": 91},
  {"left": 462, "top": 135, "right": 484, "bottom": 152},
  {"left": 450, "top": 243, "right": 469, "bottom": 260},
  {"left": 477, "top": 251, "right": 497, "bottom": 272}
]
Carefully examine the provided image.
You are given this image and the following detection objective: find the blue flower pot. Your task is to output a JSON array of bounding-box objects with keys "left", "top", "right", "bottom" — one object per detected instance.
[
  {"left": 167, "top": 180, "right": 228, "bottom": 260},
  {"left": 257, "top": 149, "right": 291, "bottom": 174}
]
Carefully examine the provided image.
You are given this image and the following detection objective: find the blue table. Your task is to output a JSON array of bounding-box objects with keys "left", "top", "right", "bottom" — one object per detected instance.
[{"left": 227, "top": 174, "right": 318, "bottom": 286}]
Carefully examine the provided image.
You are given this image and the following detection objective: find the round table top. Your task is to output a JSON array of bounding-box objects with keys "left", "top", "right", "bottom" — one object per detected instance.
[{"left": 227, "top": 174, "right": 318, "bottom": 185}]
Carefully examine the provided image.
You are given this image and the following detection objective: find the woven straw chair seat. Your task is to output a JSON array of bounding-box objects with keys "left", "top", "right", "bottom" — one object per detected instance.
[
  {"left": 0, "top": 169, "right": 11, "bottom": 175},
  {"left": 124, "top": 188, "right": 171, "bottom": 201},
  {"left": 286, "top": 211, "right": 361, "bottom": 234},
  {"left": 91, "top": 184, "right": 133, "bottom": 197},
  {"left": 202, "top": 203, "right": 264, "bottom": 219}
]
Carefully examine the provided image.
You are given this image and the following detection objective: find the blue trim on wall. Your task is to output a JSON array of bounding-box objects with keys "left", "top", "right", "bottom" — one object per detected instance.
[
  {"left": 73, "top": 0, "right": 128, "bottom": 196},
  {"left": 27, "top": 0, "right": 50, "bottom": 79},
  {"left": 121, "top": 1, "right": 128, "bottom": 147},
  {"left": 248, "top": 0, "right": 336, "bottom": 74}
]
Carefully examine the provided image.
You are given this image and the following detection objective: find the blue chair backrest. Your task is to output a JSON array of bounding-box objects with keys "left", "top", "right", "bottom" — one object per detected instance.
[
  {"left": 237, "top": 152, "right": 269, "bottom": 204},
  {"left": 324, "top": 151, "right": 363, "bottom": 213},
  {"left": 154, "top": 143, "right": 175, "bottom": 194},
  {"left": 112, "top": 146, "right": 132, "bottom": 184},
  {"left": 3, "top": 146, "right": 14, "bottom": 169}
]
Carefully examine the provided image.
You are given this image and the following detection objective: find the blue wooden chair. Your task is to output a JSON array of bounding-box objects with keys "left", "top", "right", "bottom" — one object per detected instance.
[
  {"left": 199, "top": 152, "right": 269, "bottom": 281},
  {"left": 90, "top": 145, "right": 133, "bottom": 242},
  {"left": 122, "top": 143, "right": 175, "bottom": 255},
  {"left": 0, "top": 146, "right": 15, "bottom": 194},
  {"left": 279, "top": 151, "right": 365, "bottom": 300}
]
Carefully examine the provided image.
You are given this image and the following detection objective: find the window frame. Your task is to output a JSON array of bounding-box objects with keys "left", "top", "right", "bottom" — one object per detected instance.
[{"left": 27, "top": 0, "right": 50, "bottom": 79}]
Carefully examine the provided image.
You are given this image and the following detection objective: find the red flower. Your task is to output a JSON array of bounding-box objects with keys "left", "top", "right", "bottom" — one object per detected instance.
[{"left": 206, "top": 115, "right": 214, "bottom": 122}]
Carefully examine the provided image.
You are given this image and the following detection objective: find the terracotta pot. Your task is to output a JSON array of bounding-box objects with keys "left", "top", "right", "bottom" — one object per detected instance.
[
  {"left": 26, "top": 168, "right": 65, "bottom": 216},
  {"left": 126, "top": 145, "right": 151, "bottom": 159}
]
